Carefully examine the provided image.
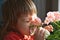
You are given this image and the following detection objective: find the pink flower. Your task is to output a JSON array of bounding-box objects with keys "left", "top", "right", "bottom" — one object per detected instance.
[
  {"left": 44, "top": 12, "right": 55, "bottom": 24},
  {"left": 54, "top": 12, "right": 60, "bottom": 21},
  {"left": 44, "top": 25, "right": 53, "bottom": 32},
  {"left": 44, "top": 11, "right": 60, "bottom": 24},
  {"left": 44, "top": 17, "right": 51, "bottom": 24},
  {"left": 30, "top": 14, "right": 42, "bottom": 35},
  {"left": 31, "top": 17, "right": 42, "bottom": 26}
]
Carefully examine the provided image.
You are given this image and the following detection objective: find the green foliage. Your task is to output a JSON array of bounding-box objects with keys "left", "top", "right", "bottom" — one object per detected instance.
[{"left": 47, "top": 21, "right": 60, "bottom": 40}]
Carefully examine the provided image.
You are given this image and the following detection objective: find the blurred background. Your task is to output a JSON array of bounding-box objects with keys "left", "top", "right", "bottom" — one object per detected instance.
[{"left": 0, "top": 0, "right": 59, "bottom": 27}]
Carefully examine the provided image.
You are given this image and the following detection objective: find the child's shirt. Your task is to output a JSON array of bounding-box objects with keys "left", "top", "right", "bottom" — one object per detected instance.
[{"left": 3, "top": 31, "right": 34, "bottom": 40}]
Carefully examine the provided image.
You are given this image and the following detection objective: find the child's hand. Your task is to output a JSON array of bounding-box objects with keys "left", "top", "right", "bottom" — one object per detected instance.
[
  {"left": 44, "top": 25, "right": 53, "bottom": 32},
  {"left": 34, "top": 28, "right": 45, "bottom": 40}
]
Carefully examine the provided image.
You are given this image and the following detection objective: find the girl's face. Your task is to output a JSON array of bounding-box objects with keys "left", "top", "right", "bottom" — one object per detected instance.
[{"left": 16, "top": 14, "right": 33, "bottom": 35}]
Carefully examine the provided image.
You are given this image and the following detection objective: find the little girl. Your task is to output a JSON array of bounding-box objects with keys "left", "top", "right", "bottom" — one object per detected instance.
[{"left": 0, "top": 0, "right": 53, "bottom": 40}]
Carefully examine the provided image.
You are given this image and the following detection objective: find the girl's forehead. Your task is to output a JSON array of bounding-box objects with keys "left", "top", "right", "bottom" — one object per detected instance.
[
  {"left": 19, "top": 13, "right": 37, "bottom": 20},
  {"left": 18, "top": 15, "right": 32, "bottom": 22},
  {"left": 20, "top": 13, "right": 32, "bottom": 18},
  {"left": 19, "top": 14, "right": 32, "bottom": 20}
]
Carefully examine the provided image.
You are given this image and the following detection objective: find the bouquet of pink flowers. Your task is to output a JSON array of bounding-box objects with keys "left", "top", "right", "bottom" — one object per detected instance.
[
  {"left": 44, "top": 11, "right": 60, "bottom": 24},
  {"left": 30, "top": 14, "right": 53, "bottom": 40},
  {"left": 44, "top": 11, "right": 60, "bottom": 40}
]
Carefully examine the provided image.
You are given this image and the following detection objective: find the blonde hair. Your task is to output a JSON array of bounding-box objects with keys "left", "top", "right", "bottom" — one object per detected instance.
[{"left": 0, "top": 0, "right": 37, "bottom": 39}]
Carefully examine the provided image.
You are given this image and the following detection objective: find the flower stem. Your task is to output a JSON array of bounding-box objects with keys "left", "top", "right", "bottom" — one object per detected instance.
[{"left": 54, "top": 22, "right": 60, "bottom": 28}]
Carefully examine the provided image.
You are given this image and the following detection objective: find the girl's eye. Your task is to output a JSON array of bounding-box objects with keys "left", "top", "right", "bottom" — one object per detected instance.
[{"left": 25, "top": 21, "right": 30, "bottom": 23}]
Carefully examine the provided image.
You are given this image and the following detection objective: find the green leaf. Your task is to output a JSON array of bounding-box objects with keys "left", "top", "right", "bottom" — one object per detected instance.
[{"left": 47, "top": 21, "right": 60, "bottom": 40}]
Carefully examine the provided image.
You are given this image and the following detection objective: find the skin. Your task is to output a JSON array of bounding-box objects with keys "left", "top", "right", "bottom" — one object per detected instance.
[
  {"left": 15, "top": 13, "right": 51, "bottom": 40},
  {"left": 16, "top": 14, "right": 32, "bottom": 35}
]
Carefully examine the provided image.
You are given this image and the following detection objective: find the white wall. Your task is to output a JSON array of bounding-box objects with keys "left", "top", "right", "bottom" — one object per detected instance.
[{"left": 58, "top": 0, "right": 60, "bottom": 12}]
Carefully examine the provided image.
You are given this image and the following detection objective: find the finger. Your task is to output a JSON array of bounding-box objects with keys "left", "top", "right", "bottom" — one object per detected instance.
[
  {"left": 34, "top": 29, "right": 45, "bottom": 40},
  {"left": 39, "top": 29, "right": 45, "bottom": 38},
  {"left": 34, "top": 28, "right": 39, "bottom": 35},
  {"left": 37, "top": 29, "right": 45, "bottom": 40}
]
